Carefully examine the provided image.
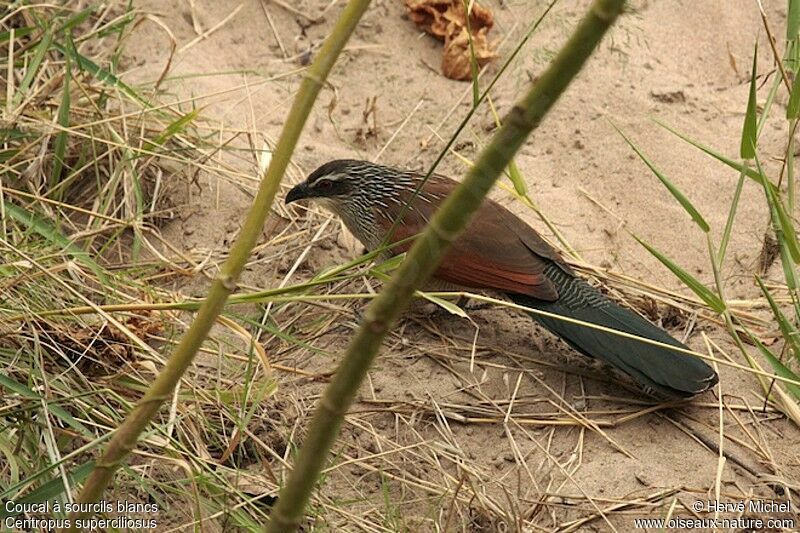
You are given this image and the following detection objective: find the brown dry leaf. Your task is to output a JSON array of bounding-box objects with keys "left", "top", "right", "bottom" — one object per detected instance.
[
  {"left": 405, "top": 0, "right": 497, "bottom": 81},
  {"left": 406, "top": 0, "right": 452, "bottom": 39},
  {"left": 405, "top": 0, "right": 493, "bottom": 38},
  {"left": 442, "top": 26, "right": 496, "bottom": 81}
]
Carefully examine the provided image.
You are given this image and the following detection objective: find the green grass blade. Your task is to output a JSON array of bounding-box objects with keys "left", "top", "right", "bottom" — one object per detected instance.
[
  {"left": 0, "top": 26, "right": 35, "bottom": 42},
  {"left": 369, "top": 252, "right": 405, "bottom": 275},
  {"left": 757, "top": 71, "right": 782, "bottom": 137},
  {"left": 0, "top": 462, "right": 95, "bottom": 519},
  {"left": 13, "top": 26, "right": 55, "bottom": 107},
  {"left": 787, "top": 119, "right": 796, "bottom": 211},
  {"left": 0, "top": 128, "right": 28, "bottom": 162},
  {"left": 772, "top": 208, "right": 800, "bottom": 321},
  {"left": 506, "top": 158, "right": 528, "bottom": 196},
  {"left": 369, "top": 256, "right": 466, "bottom": 316},
  {"left": 789, "top": 0, "right": 800, "bottom": 41},
  {"left": 57, "top": 5, "right": 95, "bottom": 34},
  {"left": 3, "top": 201, "right": 105, "bottom": 280},
  {"left": 0, "top": 374, "right": 92, "bottom": 436},
  {"left": 778, "top": 228, "right": 799, "bottom": 291},
  {"left": 751, "top": 337, "right": 800, "bottom": 399},
  {"left": 755, "top": 277, "right": 800, "bottom": 363},
  {"left": 0, "top": 437, "right": 20, "bottom": 489},
  {"left": 147, "top": 107, "right": 202, "bottom": 150},
  {"left": 634, "top": 235, "right": 725, "bottom": 313},
  {"left": 421, "top": 293, "right": 468, "bottom": 317},
  {"left": 788, "top": 75, "right": 800, "bottom": 119},
  {"left": 0, "top": 149, "right": 18, "bottom": 163},
  {"left": 95, "top": 10, "right": 137, "bottom": 40},
  {"left": 462, "top": 0, "right": 480, "bottom": 106},
  {"left": 54, "top": 41, "right": 149, "bottom": 106},
  {"left": 485, "top": 94, "right": 527, "bottom": 197},
  {"left": 50, "top": 56, "right": 71, "bottom": 191},
  {"left": 718, "top": 172, "right": 745, "bottom": 262},
  {"left": 757, "top": 155, "right": 800, "bottom": 263},
  {"left": 0, "top": 128, "right": 32, "bottom": 144},
  {"left": 767, "top": 184, "right": 800, "bottom": 262},
  {"left": 131, "top": 172, "right": 145, "bottom": 261},
  {"left": 741, "top": 42, "right": 758, "bottom": 159},
  {"left": 613, "top": 122, "right": 709, "bottom": 232},
  {"left": 654, "top": 119, "right": 779, "bottom": 193}
]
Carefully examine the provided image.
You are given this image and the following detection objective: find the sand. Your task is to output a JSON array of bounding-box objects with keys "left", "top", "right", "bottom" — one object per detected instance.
[{"left": 122, "top": 0, "right": 799, "bottom": 530}]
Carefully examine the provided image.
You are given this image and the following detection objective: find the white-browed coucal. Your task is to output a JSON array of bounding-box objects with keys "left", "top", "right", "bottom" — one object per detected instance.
[{"left": 285, "top": 159, "right": 719, "bottom": 398}]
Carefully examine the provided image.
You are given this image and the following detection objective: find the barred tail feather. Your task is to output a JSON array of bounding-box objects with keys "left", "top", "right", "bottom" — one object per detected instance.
[{"left": 508, "top": 266, "right": 718, "bottom": 398}]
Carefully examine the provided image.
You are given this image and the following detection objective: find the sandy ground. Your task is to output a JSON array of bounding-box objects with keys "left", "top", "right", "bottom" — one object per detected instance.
[{"left": 123, "top": 0, "right": 799, "bottom": 530}]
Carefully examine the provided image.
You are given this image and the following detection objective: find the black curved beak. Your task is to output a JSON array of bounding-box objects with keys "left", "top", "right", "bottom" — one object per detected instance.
[{"left": 285, "top": 183, "right": 309, "bottom": 204}]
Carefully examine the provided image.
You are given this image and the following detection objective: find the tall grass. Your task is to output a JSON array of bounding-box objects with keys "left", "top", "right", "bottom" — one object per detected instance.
[
  {"left": 614, "top": 12, "right": 800, "bottom": 424},
  {"left": 1, "top": 2, "right": 278, "bottom": 528}
]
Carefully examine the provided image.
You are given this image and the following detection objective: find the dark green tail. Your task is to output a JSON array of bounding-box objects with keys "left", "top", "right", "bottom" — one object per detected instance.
[{"left": 509, "top": 265, "right": 718, "bottom": 398}]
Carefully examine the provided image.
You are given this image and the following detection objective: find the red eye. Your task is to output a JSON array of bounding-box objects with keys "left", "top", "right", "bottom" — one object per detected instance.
[{"left": 318, "top": 180, "right": 332, "bottom": 190}]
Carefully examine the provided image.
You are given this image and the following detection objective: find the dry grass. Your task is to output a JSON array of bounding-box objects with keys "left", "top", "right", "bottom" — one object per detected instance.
[{"left": 1, "top": 1, "right": 798, "bottom": 531}]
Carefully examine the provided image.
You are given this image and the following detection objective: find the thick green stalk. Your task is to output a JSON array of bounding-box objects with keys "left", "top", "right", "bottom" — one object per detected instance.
[
  {"left": 788, "top": 117, "right": 797, "bottom": 211},
  {"left": 265, "top": 1, "right": 626, "bottom": 530},
  {"left": 64, "top": 1, "right": 372, "bottom": 529}
]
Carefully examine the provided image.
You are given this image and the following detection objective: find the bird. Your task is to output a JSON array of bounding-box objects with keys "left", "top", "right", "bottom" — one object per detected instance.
[{"left": 285, "top": 159, "right": 719, "bottom": 398}]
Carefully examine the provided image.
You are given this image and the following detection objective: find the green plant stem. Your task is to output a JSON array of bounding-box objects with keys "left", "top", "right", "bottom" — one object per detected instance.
[
  {"left": 787, "top": 117, "right": 797, "bottom": 211},
  {"left": 265, "top": 1, "right": 626, "bottom": 530},
  {"left": 710, "top": 227, "right": 800, "bottom": 422},
  {"left": 718, "top": 167, "right": 746, "bottom": 263},
  {"left": 63, "top": 0, "right": 372, "bottom": 529},
  {"left": 706, "top": 234, "right": 758, "bottom": 373}
]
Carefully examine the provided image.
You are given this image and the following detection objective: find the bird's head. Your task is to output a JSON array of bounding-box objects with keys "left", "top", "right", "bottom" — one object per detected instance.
[
  {"left": 285, "top": 159, "right": 375, "bottom": 206},
  {"left": 286, "top": 159, "right": 419, "bottom": 249}
]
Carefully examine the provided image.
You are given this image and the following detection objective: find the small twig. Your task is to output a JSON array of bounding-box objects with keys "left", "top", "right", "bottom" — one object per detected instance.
[
  {"left": 373, "top": 98, "right": 425, "bottom": 162},
  {"left": 264, "top": 0, "right": 323, "bottom": 24},
  {"left": 756, "top": 0, "right": 792, "bottom": 92},
  {"left": 442, "top": 469, "right": 467, "bottom": 532},
  {"left": 558, "top": 488, "right": 680, "bottom": 532},
  {"left": 178, "top": 4, "right": 244, "bottom": 54},
  {"left": 259, "top": 1, "right": 288, "bottom": 58},
  {"left": 665, "top": 413, "right": 765, "bottom": 482},
  {"left": 186, "top": 0, "right": 203, "bottom": 35}
]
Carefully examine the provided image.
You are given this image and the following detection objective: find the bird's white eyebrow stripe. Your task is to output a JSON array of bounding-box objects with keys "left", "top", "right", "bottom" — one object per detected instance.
[{"left": 311, "top": 172, "right": 345, "bottom": 184}]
